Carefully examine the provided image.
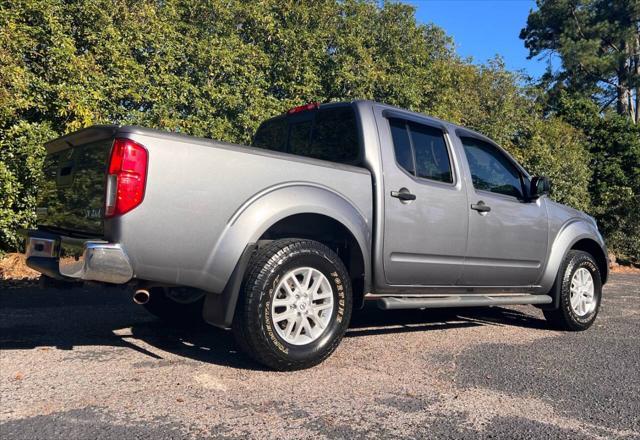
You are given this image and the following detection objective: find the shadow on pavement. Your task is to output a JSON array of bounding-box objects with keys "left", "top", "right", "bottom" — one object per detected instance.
[
  {"left": 0, "top": 280, "right": 548, "bottom": 369},
  {"left": 346, "top": 301, "right": 549, "bottom": 337}
]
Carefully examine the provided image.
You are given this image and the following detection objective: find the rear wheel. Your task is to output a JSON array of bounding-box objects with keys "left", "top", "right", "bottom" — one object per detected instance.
[
  {"left": 233, "top": 239, "right": 352, "bottom": 371},
  {"left": 141, "top": 287, "right": 205, "bottom": 326},
  {"left": 543, "top": 250, "right": 602, "bottom": 331}
]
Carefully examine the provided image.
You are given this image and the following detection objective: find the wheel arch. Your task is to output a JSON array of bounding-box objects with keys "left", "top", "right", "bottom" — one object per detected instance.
[
  {"left": 202, "top": 183, "right": 372, "bottom": 328},
  {"left": 570, "top": 238, "right": 608, "bottom": 285},
  {"left": 539, "top": 219, "right": 608, "bottom": 291},
  {"left": 538, "top": 219, "right": 608, "bottom": 310},
  {"left": 258, "top": 213, "right": 368, "bottom": 309}
]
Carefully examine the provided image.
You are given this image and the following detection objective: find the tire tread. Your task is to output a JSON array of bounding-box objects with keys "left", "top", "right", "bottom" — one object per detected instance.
[
  {"left": 232, "top": 239, "right": 351, "bottom": 371},
  {"left": 543, "top": 250, "right": 601, "bottom": 331}
]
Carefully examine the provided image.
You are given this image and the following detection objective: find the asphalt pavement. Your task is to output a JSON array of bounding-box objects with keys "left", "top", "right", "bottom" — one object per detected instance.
[{"left": 1, "top": 273, "right": 638, "bottom": 439}]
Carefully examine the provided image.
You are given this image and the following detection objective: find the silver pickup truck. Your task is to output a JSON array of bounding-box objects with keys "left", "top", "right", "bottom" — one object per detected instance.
[{"left": 24, "top": 101, "right": 608, "bottom": 370}]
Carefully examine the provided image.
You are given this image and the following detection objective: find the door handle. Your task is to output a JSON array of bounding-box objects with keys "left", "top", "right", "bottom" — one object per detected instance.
[
  {"left": 391, "top": 190, "right": 416, "bottom": 201},
  {"left": 471, "top": 201, "right": 491, "bottom": 212}
]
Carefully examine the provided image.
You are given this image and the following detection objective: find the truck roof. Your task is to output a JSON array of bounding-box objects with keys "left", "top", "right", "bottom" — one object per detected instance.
[
  {"left": 263, "top": 100, "right": 499, "bottom": 147},
  {"left": 45, "top": 100, "right": 497, "bottom": 155}
]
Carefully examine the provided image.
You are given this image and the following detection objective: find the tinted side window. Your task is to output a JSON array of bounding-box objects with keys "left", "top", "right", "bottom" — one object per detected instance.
[
  {"left": 389, "top": 119, "right": 415, "bottom": 174},
  {"left": 308, "top": 107, "right": 360, "bottom": 164},
  {"left": 253, "top": 117, "right": 287, "bottom": 152},
  {"left": 288, "top": 120, "right": 313, "bottom": 155},
  {"left": 408, "top": 122, "right": 452, "bottom": 183},
  {"left": 389, "top": 118, "right": 452, "bottom": 183},
  {"left": 252, "top": 106, "right": 361, "bottom": 166},
  {"left": 461, "top": 137, "right": 523, "bottom": 198}
]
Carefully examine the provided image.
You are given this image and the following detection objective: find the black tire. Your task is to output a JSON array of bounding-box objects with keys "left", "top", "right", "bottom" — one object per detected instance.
[
  {"left": 232, "top": 239, "right": 353, "bottom": 371},
  {"left": 141, "top": 287, "right": 205, "bottom": 326},
  {"left": 543, "top": 250, "right": 602, "bottom": 331}
]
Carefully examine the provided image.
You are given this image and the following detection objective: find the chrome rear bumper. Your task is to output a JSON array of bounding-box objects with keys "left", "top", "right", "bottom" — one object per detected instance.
[{"left": 24, "top": 231, "right": 133, "bottom": 284}]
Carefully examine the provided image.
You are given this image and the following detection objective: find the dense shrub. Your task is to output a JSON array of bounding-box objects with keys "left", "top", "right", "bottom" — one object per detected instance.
[
  {"left": 2, "top": 0, "right": 628, "bottom": 261},
  {"left": 555, "top": 96, "right": 640, "bottom": 262}
]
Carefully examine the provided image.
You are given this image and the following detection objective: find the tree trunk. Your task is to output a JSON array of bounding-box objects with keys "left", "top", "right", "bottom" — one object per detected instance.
[
  {"left": 618, "top": 34, "right": 639, "bottom": 123},
  {"left": 631, "top": 32, "right": 640, "bottom": 124},
  {"left": 633, "top": 87, "right": 640, "bottom": 124},
  {"left": 617, "top": 85, "right": 630, "bottom": 118},
  {"left": 617, "top": 49, "right": 630, "bottom": 118}
]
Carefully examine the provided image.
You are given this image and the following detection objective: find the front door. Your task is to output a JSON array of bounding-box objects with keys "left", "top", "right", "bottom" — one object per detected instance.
[
  {"left": 458, "top": 136, "right": 548, "bottom": 286},
  {"left": 381, "top": 115, "right": 468, "bottom": 286}
]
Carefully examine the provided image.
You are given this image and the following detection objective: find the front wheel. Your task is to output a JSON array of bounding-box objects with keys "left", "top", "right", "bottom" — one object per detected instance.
[
  {"left": 543, "top": 250, "right": 602, "bottom": 331},
  {"left": 233, "top": 239, "right": 352, "bottom": 371}
]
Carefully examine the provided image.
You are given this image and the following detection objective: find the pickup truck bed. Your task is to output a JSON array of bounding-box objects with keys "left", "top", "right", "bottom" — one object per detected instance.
[{"left": 33, "top": 123, "right": 373, "bottom": 293}]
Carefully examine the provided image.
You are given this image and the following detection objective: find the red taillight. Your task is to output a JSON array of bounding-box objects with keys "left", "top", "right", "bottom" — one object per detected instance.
[
  {"left": 287, "top": 102, "right": 319, "bottom": 114},
  {"left": 105, "top": 138, "right": 148, "bottom": 218}
]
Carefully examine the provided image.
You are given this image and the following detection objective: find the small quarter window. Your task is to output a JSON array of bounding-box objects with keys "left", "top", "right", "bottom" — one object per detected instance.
[{"left": 389, "top": 119, "right": 415, "bottom": 174}]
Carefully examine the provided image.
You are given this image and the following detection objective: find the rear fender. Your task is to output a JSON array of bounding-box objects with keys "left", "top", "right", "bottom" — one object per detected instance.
[
  {"left": 202, "top": 183, "right": 371, "bottom": 327},
  {"left": 207, "top": 183, "right": 370, "bottom": 291}
]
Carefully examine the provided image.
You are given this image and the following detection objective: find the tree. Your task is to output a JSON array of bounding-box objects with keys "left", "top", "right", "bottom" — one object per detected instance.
[
  {"left": 521, "top": 0, "right": 640, "bottom": 123},
  {"left": 556, "top": 94, "right": 640, "bottom": 262}
]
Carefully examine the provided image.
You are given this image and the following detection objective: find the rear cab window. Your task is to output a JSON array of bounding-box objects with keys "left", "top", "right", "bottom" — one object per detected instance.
[
  {"left": 252, "top": 117, "right": 287, "bottom": 152},
  {"left": 252, "top": 104, "right": 362, "bottom": 166}
]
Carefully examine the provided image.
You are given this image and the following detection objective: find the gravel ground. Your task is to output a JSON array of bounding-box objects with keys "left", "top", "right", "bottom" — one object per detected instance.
[{"left": 1, "top": 274, "right": 638, "bottom": 439}]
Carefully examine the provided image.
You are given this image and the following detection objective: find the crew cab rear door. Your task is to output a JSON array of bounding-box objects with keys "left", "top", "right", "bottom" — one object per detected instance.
[
  {"left": 457, "top": 134, "right": 548, "bottom": 286},
  {"left": 378, "top": 112, "right": 468, "bottom": 286}
]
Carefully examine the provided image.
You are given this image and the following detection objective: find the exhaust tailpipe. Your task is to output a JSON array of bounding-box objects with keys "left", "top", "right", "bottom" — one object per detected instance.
[{"left": 133, "top": 289, "right": 151, "bottom": 305}]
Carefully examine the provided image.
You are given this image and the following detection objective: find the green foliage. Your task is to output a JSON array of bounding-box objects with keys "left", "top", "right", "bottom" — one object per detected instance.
[
  {"left": 513, "top": 116, "right": 592, "bottom": 212},
  {"left": 556, "top": 94, "right": 640, "bottom": 261},
  {"left": 521, "top": 0, "right": 640, "bottom": 121},
  {"left": 0, "top": 0, "right": 603, "bottom": 257},
  {"left": 0, "top": 121, "right": 54, "bottom": 250},
  {"left": 522, "top": 1, "right": 640, "bottom": 262}
]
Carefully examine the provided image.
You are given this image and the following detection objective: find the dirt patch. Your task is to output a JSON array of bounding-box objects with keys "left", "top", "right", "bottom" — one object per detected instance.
[
  {"left": 608, "top": 253, "right": 640, "bottom": 274},
  {"left": 0, "top": 253, "right": 40, "bottom": 281},
  {"left": 610, "top": 264, "right": 640, "bottom": 274}
]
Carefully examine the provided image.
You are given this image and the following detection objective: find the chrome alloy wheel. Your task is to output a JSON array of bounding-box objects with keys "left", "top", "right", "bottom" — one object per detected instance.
[
  {"left": 270, "top": 267, "right": 334, "bottom": 346},
  {"left": 570, "top": 267, "right": 596, "bottom": 316}
]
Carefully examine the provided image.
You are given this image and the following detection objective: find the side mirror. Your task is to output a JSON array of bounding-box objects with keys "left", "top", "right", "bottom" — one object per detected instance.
[{"left": 530, "top": 176, "right": 551, "bottom": 199}]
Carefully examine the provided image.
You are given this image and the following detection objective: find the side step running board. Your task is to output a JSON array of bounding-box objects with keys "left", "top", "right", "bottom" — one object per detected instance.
[{"left": 377, "top": 294, "right": 553, "bottom": 310}]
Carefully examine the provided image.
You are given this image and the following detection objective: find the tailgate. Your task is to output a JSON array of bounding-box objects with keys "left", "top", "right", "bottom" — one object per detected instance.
[{"left": 37, "top": 126, "right": 117, "bottom": 236}]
